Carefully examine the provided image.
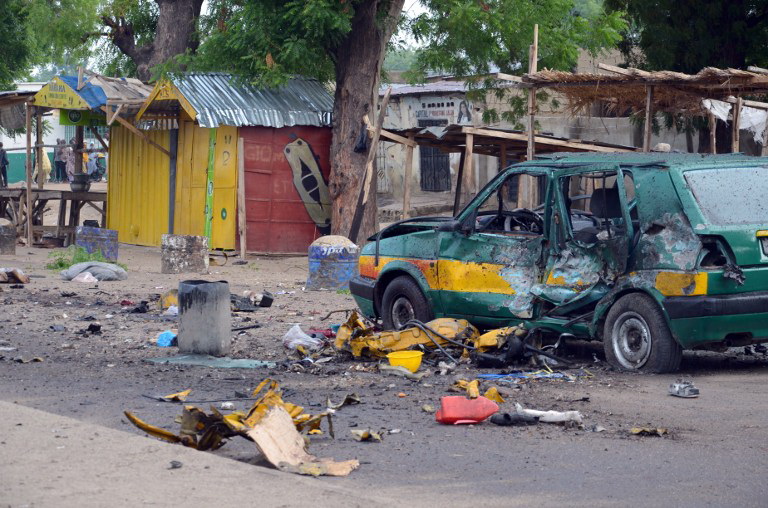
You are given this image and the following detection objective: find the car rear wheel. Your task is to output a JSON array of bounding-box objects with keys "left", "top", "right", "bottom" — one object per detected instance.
[
  {"left": 603, "top": 293, "right": 682, "bottom": 373},
  {"left": 381, "top": 276, "right": 434, "bottom": 330}
]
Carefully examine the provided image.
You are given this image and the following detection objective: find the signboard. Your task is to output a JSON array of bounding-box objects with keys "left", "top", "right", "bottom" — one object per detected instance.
[
  {"left": 59, "top": 109, "right": 106, "bottom": 127},
  {"left": 135, "top": 79, "right": 197, "bottom": 122},
  {"left": 33, "top": 77, "right": 90, "bottom": 110}
]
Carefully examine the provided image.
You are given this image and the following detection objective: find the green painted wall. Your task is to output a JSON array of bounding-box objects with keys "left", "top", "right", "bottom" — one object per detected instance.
[{"left": 6, "top": 152, "right": 53, "bottom": 183}]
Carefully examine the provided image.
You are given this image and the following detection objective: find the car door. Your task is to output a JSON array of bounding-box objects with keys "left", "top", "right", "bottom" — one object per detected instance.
[
  {"left": 436, "top": 171, "right": 548, "bottom": 325},
  {"left": 534, "top": 165, "right": 634, "bottom": 312}
]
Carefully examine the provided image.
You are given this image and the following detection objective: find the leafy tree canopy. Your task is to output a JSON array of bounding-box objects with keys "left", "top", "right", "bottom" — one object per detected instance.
[
  {"left": 0, "top": 0, "right": 33, "bottom": 89},
  {"left": 606, "top": 0, "right": 768, "bottom": 72}
]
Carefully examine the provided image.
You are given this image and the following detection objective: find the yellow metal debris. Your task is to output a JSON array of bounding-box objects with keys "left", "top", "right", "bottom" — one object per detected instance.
[
  {"left": 161, "top": 389, "right": 191, "bottom": 402},
  {"left": 483, "top": 386, "right": 505, "bottom": 404}
]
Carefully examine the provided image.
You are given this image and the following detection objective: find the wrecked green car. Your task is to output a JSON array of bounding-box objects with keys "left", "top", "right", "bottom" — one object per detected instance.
[{"left": 350, "top": 153, "right": 768, "bottom": 372}]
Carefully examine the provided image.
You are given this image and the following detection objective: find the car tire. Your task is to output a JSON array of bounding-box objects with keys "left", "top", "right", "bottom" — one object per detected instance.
[
  {"left": 381, "top": 276, "right": 434, "bottom": 330},
  {"left": 603, "top": 293, "right": 682, "bottom": 373}
]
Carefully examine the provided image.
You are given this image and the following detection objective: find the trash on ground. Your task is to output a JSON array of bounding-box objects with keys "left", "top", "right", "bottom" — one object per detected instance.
[
  {"left": 168, "top": 460, "right": 183, "bottom": 470},
  {"left": 220, "top": 402, "right": 235, "bottom": 410},
  {"left": 163, "top": 305, "right": 179, "bottom": 316},
  {"left": 477, "top": 370, "right": 586, "bottom": 384},
  {"left": 125, "top": 378, "right": 360, "bottom": 476},
  {"left": 669, "top": 380, "right": 700, "bottom": 398},
  {"left": 0, "top": 268, "right": 31, "bottom": 284},
  {"left": 630, "top": 427, "right": 668, "bottom": 437},
  {"left": 351, "top": 429, "right": 383, "bottom": 442},
  {"left": 378, "top": 363, "right": 428, "bottom": 381},
  {"left": 49, "top": 325, "right": 66, "bottom": 332},
  {"left": 13, "top": 356, "right": 44, "bottom": 363},
  {"left": 129, "top": 301, "right": 150, "bottom": 314},
  {"left": 483, "top": 386, "right": 506, "bottom": 404},
  {"left": 490, "top": 412, "right": 539, "bottom": 426},
  {"left": 60, "top": 261, "right": 127, "bottom": 281},
  {"left": 435, "top": 395, "right": 499, "bottom": 425},
  {"left": 162, "top": 389, "right": 192, "bottom": 402},
  {"left": 146, "top": 354, "right": 276, "bottom": 369},
  {"left": 334, "top": 311, "right": 477, "bottom": 358},
  {"left": 156, "top": 330, "right": 178, "bottom": 347},
  {"left": 231, "top": 294, "right": 257, "bottom": 312},
  {"left": 243, "top": 290, "right": 274, "bottom": 308},
  {"left": 514, "top": 403, "right": 583, "bottom": 424},
  {"left": 386, "top": 350, "right": 423, "bottom": 373},
  {"left": 160, "top": 289, "right": 179, "bottom": 310},
  {"left": 422, "top": 404, "right": 435, "bottom": 413},
  {"left": 71, "top": 272, "right": 98, "bottom": 283},
  {"left": 283, "top": 324, "right": 326, "bottom": 352},
  {"left": 452, "top": 379, "right": 481, "bottom": 398},
  {"left": 437, "top": 361, "right": 456, "bottom": 375}
]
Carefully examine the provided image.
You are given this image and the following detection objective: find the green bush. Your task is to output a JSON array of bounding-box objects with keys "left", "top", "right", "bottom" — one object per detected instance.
[{"left": 46, "top": 245, "right": 127, "bottom": 271}]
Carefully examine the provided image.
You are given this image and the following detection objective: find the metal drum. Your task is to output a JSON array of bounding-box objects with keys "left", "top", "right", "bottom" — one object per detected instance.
[
  {"left": 178, "top": 279, "right": 231, "bottom": 357},
  {"left": 305, "top": 235, "right": 359, "bottom": 290}
]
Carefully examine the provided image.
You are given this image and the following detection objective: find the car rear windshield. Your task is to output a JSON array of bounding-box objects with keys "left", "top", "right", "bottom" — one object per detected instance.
[{"left": 684, "top": 167, "right": 768, "bottom": 225}]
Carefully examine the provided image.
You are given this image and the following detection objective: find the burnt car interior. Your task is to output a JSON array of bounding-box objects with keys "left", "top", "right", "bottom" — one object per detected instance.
[{"left": 474, "top": 174, "right": 545, "bottom": 235}]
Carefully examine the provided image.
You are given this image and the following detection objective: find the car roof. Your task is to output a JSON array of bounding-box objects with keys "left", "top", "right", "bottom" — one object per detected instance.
[{"left": 514, "top": 152, "right": 767, "bottom": 171}]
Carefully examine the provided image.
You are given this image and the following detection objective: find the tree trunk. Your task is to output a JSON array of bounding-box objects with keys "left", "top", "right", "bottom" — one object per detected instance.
[
  {"left": 329, "top": 0, "right": 404, "bottom": 243},
  {"left": 106, "top": 0, "right": 204, "bottom": 81}
]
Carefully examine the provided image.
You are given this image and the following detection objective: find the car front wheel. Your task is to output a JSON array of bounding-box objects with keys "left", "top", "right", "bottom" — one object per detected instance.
[
  {"left": 381, "top": 276, "right": 434, "bottom": 330},
  {"left": 603, "top": 293, "right": 682, "bottom": 373}
]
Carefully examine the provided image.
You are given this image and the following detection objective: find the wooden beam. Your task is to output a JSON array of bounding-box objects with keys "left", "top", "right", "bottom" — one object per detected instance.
[
  {"left": 643, "top": 85, "right": 654, "bottom": 152},
  {"left": 454, "top": 151, "right": 466, "bottom": 216},
  {"left": 107, "top": 104, "right": 125, "bottom": 126},
  {"left": 75, "top": 126, "right": 84, "bottom": 174},
  {"left": 732, "top": 96, "right": 743, "bottom": 153},
  {"left": 25, "top": 102, "right": 32, "bottom": 247},
  {"left": 88, "top": 127, "right": 109, "bottom": 152},
  {"left": 365, "top": 121, "right": 416, "bottom": 147},
  {"left": 721, "top": 96, "right": 768, "bottom": 110},
  {"left": 494, "top": 73, "right": 522, "bottom": 82},
  {"left": 526, "top": 24, "right": 538, "bottom": 162},
  {"left": 35, "top": 107, "right": 44, "bottom": 188},
  {"left": 499, "top": 143, "right": 507, "bottom": 172},
  {"left": 101, "top": 106, "right": 171, "bottom": 157},
  {"left": 461, "top": 132, "right": 475, "bottom": 208},
  {"left": 402, "top": 132, "right": 415, "bottom": 220},
  {"left": 237, "top": 137, "right": 247, "bottom": 259},
  {"left": 748, "top": 66, "right": 768, "bottom": 75},
  {"left": 348, "top": 87, "right": 391, "bottom": 243},
  {"left": 709, "top": 112, "right": 717, "bottom": 154},
  {"left": 597, "top": 63, "right": 652, "bottom": 78},
  {"left": 460, "top": 126, "right": 635, "bottom": 152}
]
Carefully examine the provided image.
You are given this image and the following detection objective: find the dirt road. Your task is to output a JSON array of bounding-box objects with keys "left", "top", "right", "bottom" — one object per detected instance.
[{"left": 1, "top": 245, "right": 767, "bottom": 507}]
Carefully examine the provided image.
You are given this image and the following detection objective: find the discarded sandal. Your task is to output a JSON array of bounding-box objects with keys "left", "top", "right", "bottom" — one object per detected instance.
[
  {"left": 668, "top": 381, "right": 699, "bottom": 398},
  {"left": 490, "top": 412, "right": 539, "bottom": 426}
]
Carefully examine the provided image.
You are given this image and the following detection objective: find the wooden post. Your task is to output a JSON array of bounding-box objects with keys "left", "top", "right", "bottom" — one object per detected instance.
[
  {"left": 453, "top": 151, "right": 466, "bottom": 216},
  {"left": 732, "top": 97, "right": 743, "bottom": 153},
  {"left": 461, "top": 133, "right": 474, "bottom": 208},
  {"left": 25, "top": 103, "right": 33, "bottom": 247},
  {"left": 643, "top": 86, "right": 654, "bottom": 152},
  {"left": 204, "top": 128, "right": 216, "bottom": 240},
  {"left": 499, "top": 143, "right": 507, "bottom": 172},
  {"left": 74, "top": 125, "right": 84, "bottom": 174},
  {"left": 526, "top": 24, "right": 539, "bottom": 162},
  {"left": 237, "top": 137, "right": 247, "bottom": 259},
  {"left": 709, "top": 112, "right": 717, "bottom": 154},
  {"left": 168, "top": 128, "right": 178, "bottom": 233},
  {"left": 35, "top": 108, "right": 44, "bottom": 188},
  {"left": 402, "top": 132, "right": 415, "bottom": 220}
]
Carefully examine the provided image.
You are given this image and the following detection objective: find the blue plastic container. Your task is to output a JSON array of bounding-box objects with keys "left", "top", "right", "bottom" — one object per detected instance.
[
  {"left": 75, "top": 226, "right": 119, "bottom": 261},
  {"left": 306, "top": 236, "right": 359, "bottom": 290}
]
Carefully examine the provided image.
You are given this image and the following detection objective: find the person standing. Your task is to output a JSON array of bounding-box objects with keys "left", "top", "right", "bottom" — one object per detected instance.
[
  {"left": 65, "top": 138, "right": 75, "bottom": 183},
  {"left": 0, "top": 143, "right": 8, "bottom": 188},
  {"left": 53, "top": 139, "right": 65, "bottom": 183}
]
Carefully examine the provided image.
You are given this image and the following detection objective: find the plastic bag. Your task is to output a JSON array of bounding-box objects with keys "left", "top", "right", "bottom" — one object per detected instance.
[
  {"left": 282, "top": 324, "right": 325, "bottom": 351},
  {"left": 156, "top": 330, "right": 178, "bottom": 347},
  {"left": 71, "top": 272, "right": 98, "bottom": 283}
]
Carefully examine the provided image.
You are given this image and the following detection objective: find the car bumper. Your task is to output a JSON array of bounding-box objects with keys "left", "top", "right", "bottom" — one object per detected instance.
[
  {"left": 664, "top": 291, "right": 768, "bottom": 347},
  {"left": 349, "top": 275, "right": 377, "bottom": 318}
]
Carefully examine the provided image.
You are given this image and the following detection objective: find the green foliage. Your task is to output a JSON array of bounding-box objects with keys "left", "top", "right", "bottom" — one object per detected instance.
[
  {"left": 46, "top": 245, "right": 127, "bottom": 271},
  {"left": 606, "top": 0, "right": 768, "bottom": 72},
  {"left": 25, "top": 0, "right": 101, "bottom": 68},
  {"left": 409, "top": 0, "right": 626, "bottom": 79},
  {"left": 0, "top": 0, "right": 33, "bottom": 89}
]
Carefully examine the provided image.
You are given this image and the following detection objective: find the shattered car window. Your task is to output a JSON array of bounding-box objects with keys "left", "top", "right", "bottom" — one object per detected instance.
[{"left": 685, "top": 167, "right": 768, "bottom": 225}]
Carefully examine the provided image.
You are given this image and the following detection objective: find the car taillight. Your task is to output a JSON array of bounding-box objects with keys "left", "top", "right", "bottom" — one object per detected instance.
[{"left": 757, "top": 231, "right": 768, "bottom": 255}]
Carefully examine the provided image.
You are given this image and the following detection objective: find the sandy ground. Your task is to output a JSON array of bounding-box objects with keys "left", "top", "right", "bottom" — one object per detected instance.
[{"left": 1, "top": 244, "right": 768, "bottom": 506}]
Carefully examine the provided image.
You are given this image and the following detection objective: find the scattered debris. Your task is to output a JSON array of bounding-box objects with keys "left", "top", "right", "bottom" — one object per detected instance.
[
  {"left": 162, "top": 389, "right": 192, "bottom": 402},
  {"left": 351, "top": 429, "right": 383, "bottom": 442},
  {"left": 71, "top": 272, "right": 98, "bottom": 283},
  {"left": 378, "top": 363, "right": 428, "bottom": 381},
  {"left": 422, "top": 404, "right": 435, "bottom": 413},
  {"left": 669, "top": 380, "right": 700, "bottom": 398},
  {"left": 243, "top": 290, "right": 274, "bottom": 308},
  {"left": 156, "top": 330, "right": 178, "bottom": 347},
  {"left": 483, "top": 386, "right": 505, "bottom": 404},
  {"left": 386, "top": 350, "right": 423, "bottom": 373},
  {"left": 591, "top": 425, "right": 607, "bottom": 433},
  {"left": 146, "top": 354, "right": 276, "bottom": 369},
  {"left": 129, "top": 301, "right": 150, "bottom": 314},
  {"left": 630, "top": 427, "right": 668, "bottom": 437},
  {"left": 220, "top": 402, "right": 235, "bottom": 410},
  {"left": 490, "top": 412, "right": 539, "bottom": 426},
  {"left": 231, "top": 294, "right": 257, "bottom": 312},
  {"left": 168, "top": 460, "right": 183, "bottom": 470},
  {"left": 49, "top": 325, "right": 66, "bottom": 332},
  {"left": 437, "top": 361, "right": 456, "bottom": 375},
  {"left": 13, "top": 356, "right": 44, "bottom": 363},
  {"left": 435, "top": 396, "right": 499, "bottom": 425},
  {"left": 283, "top": 324, "right": 326, "bottom": 352},
  {"left": 125, "top": 379, "right": 360, "bottom": 477},
  {"left": 514, "top": 403, "right": 583, "bottom": 424},
  {"left": 0, "top": 268, "right": 31, "bottom": 284}
]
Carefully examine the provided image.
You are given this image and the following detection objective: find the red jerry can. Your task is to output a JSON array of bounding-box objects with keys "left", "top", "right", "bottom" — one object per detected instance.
[{"left": 435, "top": 396, "right": 499, "bottom": 425}]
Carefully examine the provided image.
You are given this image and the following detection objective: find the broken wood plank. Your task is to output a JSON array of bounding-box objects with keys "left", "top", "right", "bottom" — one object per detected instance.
[
  {"left": 237, "top": 137, "right": 247, "bottom": 259},
  {"left": 402, "top": 132, "right": 415, "bottom": 220},
  {"left": 101, "top": 106, "right": 171, "bottom": 157},
  {"left": 643, "top": 86, "right": 654, "bottom": 152}
]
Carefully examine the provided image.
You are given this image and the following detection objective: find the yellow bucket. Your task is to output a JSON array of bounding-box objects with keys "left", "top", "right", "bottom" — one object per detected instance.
[{"left": 387, "top": 351, "right": 424, "bottom": 373}]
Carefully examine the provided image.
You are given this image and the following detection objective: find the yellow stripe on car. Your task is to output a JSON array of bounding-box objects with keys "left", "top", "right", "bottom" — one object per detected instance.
[{"left": 654, "top": 271, "right": 708, "bottom": 296}]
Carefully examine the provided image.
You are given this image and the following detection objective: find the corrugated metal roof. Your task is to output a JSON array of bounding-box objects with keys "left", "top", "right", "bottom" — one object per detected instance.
[
  {"left": 382, "top": 80, "right": 468, "bottom": 97},
  {"left": 171, "top": 73, "right": 334, "bottom": 128}
]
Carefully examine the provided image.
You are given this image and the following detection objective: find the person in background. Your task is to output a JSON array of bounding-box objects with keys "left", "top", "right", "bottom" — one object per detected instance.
[
  {"left": 86, "top": 142, "right": 97, "bottom": 180},
  {"left": 0, "top": 143, "right": 8, "bottom": 188},
  {"left": 53, "top": 139, "right": 66, "bottom": 183},
  {"left": 65, "top": 138, "right": 75, "bottom": 182}
]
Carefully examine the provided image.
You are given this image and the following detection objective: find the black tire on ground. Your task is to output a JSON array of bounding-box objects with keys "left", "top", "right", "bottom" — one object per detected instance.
[
  {"left": 380, "top": 275, "right": 434, "bottom": 330},
  {"left": 603, "top": 293, "right": 682, "bottom": 373}
]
